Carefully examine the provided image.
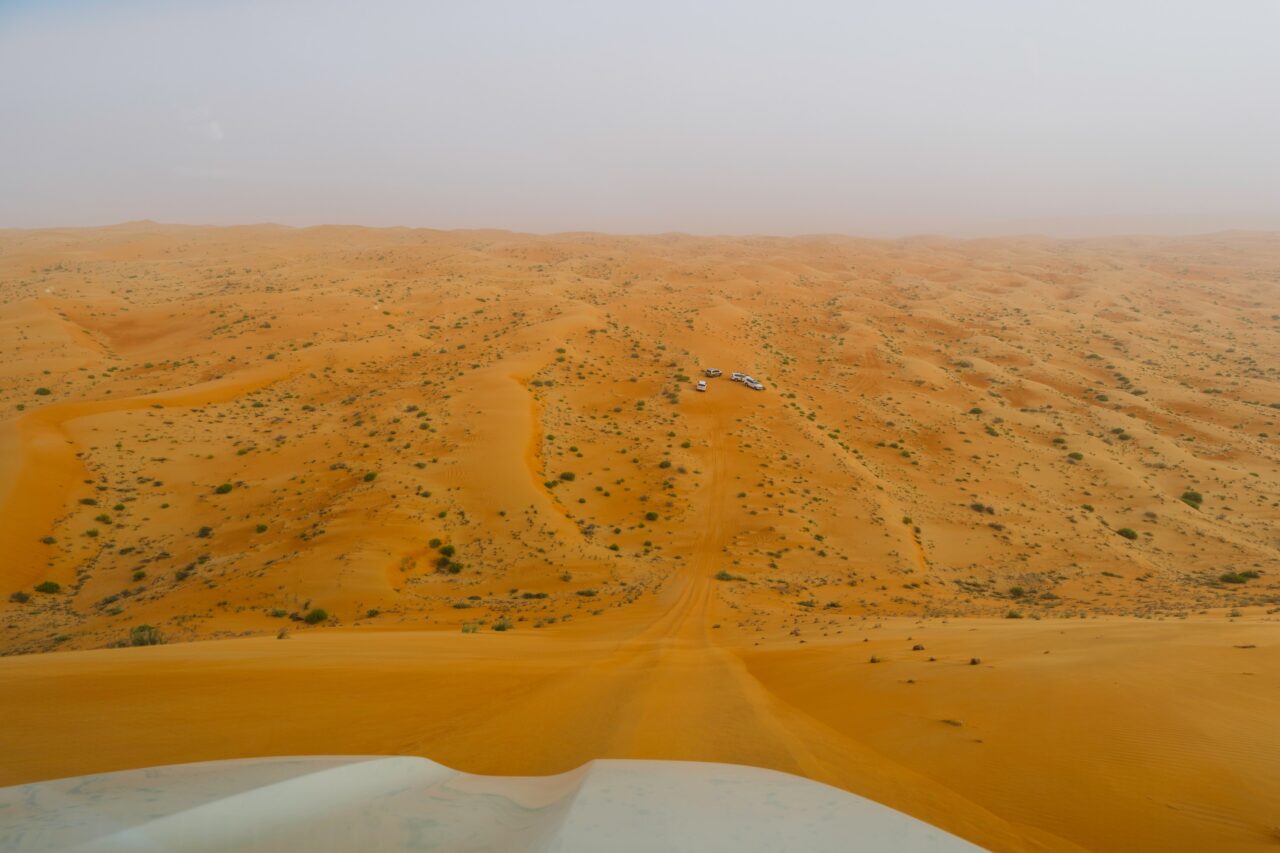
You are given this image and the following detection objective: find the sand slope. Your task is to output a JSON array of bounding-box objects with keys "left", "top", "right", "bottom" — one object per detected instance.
[{"left": 1, "top": 226, "right": 1278, "bottom": 850}]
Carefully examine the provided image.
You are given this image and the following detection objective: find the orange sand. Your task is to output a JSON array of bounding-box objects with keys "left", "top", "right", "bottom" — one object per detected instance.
[{"left": 1, "top": 225, "right": 1277, "bottom": 850}]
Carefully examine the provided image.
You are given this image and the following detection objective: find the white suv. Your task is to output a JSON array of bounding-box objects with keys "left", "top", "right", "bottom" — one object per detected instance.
[
  {"left": 704, "top": 368, "right": 722, "bottom": 377},
  {"left": 730, "top": 372, "right": 745, "bottom": 382},
  {"left": 696, "top": 380, "right": 708, "bottom": 392}
]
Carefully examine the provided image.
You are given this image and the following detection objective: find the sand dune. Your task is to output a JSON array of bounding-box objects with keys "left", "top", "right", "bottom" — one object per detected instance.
[{"left": 1, "top": 225, "right": 1277, "bottom": 850}]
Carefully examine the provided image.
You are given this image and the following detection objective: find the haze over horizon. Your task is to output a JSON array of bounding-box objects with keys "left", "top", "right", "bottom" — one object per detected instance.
[{"left": 3, "top": 0, "right": 1280, "bottom": 236}]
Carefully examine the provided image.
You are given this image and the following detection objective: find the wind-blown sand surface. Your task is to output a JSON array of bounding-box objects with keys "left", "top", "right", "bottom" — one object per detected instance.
[{"left": 1, "top": 225, "right": 1277, "bottom": 850}]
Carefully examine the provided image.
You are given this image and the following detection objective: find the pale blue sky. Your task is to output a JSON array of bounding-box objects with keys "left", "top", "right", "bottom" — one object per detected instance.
[{"left": 2, "top": 1, "right": 1278, "bottom": 235}]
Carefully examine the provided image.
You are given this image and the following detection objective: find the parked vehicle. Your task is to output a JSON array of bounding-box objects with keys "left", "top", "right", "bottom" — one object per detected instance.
[
  {"left": 730, "top": 372, "right": 745, "bottom": 382},
  {"left": 696, "top": 380, "right": 708, "bottom": 392},
  {"left": 704, "top": 368, "right": 722, "bottom": 377},
  {"left": 746, "top": 380, "right": 765, "bottom": 391}
]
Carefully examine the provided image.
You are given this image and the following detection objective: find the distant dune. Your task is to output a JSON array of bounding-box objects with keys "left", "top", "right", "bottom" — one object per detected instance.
[{"left": 0, "top": 226, "right": 1277, "bottom": 851}]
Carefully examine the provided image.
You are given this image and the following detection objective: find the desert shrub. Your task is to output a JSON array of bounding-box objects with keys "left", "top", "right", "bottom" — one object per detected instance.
[
  {"left": 10, "top": 591, "right": 30, "bottom": 603},
  {"left": 197, "top": 526, "right": 213, "bottom": 538},
  {"left": 1009, "top": 586, "right": 1025, "bottom": 598},
  {"left": 559, "top": 471, "right": 576, "bottom": 481},
  {"left": 34, "top": 387, "right": 51, "bottom": 396},
  {"left": 969, "top": 657, "right": 981, "bottom": 665},
  {"left": 714, "top": 569, "right": 743, "bottom": 581},
  {"left": 214, "top": 483, "right": 232, "bottom": 494},
  {"left": 255, "top": 524, "right": 268, "bottom": 533},
  {"left": 576, "top": 588, "right": 597, "bottom": 597},
  {"left": 492, "top": 618, "right": 512, "bottom": 632},
  {"left": 35, "top": 581, "right": 60, "bottom": 594},
  {"left": 1116, "top": 528, "right": 1138, "bottom": 540},
  {"left": 439, "top": 544, "right": 455, "bottom": 558},
  {"left": 363, "top": 472, "right": 377, "bottom": 482},
  {"left": 1005, "top": 609, "right": 1023, "bottom": 619},
  {"left": 912, "top": 643, "right": 925, "bottom": 651},
  {"left": 366, "top": 609, "right": 379, "bottom": 618},
  {"left": 303, "top": 608, "right": 328, "bottom": 624},
  {"left": 1180, "top": 490, "right": 1203, "bottom": 508},
  {"left": 869, "top": 655, "right": 881, "bottom": 663},
  {"left": 129, "top": 625, "right": 163, "bottom": 646},
  {"left": 645, "top": 511, "right": 658, "bottom": 521},
  {"left": 40, "top": 536, "right": 56, "bottom": 545}
]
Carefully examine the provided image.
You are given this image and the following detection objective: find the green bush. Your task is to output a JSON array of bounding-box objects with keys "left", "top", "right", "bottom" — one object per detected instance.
[
  {"left": 34, "top": 387, "right": 51, "bottom": 396},
  {"left": 129, "top": 625, "right": 163, "bottom": 646},
  {"left": 644, "top": 511, "right": 658, "bottom": 521},
  {"left": 303, "top": 608, "right": 328, "bottom": 624},
  {"left": 363, "top": 472, "right": 377, "bottom": 482},
  {"left": 559, "top": 471, "right": 576, "bottom": 481},
  {"left": 10, "top": 591, "right": 30, "bottom": 603},
  {"left": 35, "top": 581, "right": 60, "bottom": 594},
  {"left": 215, "top": 483, "right": 232, "bottom": 494},
  {"left": 1116, "top": 528, "right": 1138, "bottom": 540}
]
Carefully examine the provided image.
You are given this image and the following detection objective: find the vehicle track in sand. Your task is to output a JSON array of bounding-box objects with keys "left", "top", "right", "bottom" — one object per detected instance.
[{"left": 380, "top": 401, "right": 1044, "bottom": 849}]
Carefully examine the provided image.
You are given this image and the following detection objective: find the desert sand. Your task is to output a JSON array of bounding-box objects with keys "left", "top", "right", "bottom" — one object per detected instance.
[{"left": 1, "top": 224, "right": 1277, "bottom": 850}]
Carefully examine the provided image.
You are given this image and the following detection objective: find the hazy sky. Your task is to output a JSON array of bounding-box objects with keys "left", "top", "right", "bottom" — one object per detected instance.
[{"left": 2, "top": 0, "right": 1278, "bottom": 236}]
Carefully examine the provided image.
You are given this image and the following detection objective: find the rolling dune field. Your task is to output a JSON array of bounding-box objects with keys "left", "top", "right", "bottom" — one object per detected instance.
[{"left": 1, "top": 224, "right": 1277, "bottom": 850}]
